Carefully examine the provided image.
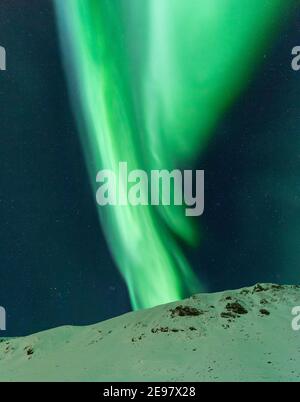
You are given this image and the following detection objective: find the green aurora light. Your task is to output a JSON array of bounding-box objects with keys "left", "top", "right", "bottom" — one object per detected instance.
[{"left": 54, "top": 0, "right": 292, "bottom": 309}]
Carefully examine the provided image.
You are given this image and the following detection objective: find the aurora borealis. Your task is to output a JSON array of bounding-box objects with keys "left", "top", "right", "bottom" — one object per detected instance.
[{"left": 54, "top": 0, "right": 294, "bottom": 309}]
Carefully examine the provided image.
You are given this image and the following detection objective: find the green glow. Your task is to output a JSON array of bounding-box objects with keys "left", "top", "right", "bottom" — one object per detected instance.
[{"left": 55, "top": 0, "right": 291, "bottom": 309}]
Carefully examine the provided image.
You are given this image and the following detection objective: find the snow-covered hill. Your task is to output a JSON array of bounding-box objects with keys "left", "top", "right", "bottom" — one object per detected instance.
[{"left": 0, "top": 284, "right": 299, "bottom": 381}]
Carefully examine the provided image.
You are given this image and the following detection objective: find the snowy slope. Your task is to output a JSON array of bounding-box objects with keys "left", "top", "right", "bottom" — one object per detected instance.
[{"left": 0, "top": 284, "right": 299, "bottom": 382}]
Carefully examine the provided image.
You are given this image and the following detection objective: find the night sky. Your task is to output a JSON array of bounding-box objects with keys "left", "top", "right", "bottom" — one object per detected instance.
[{"left": 0, "top": 1, "right": 299, "bottom": 336}]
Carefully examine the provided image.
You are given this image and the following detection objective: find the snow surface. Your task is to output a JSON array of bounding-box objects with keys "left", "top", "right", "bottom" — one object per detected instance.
[{"left": 0, "top": 284, "right": 299, "bottom": 381}]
